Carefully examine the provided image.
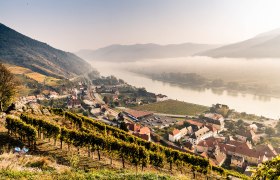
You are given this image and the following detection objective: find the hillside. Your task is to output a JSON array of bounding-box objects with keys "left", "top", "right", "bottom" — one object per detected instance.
[
  {"left": 0, "top": 108, "right": 247, "bottom": 179},
  {"left": 77, "top": 43, "right": 220, "bottom": 62},
  {"left": 198, "top": 28, "right": 280, "bottom": 58},
  {"left": 2, "top": 63, "right": 63, "bottom": 96},
  {"left": 0, "top": 23, "right": 92, "bottom": 78}
]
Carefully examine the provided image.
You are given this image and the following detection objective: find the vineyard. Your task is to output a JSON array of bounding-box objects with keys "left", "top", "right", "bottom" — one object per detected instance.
[{"left": 3, "top": 108, "right": 248, "bottom": 179}]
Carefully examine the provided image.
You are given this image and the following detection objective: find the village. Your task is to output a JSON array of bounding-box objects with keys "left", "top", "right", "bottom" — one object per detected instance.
[{"left": 13, "top": 76, "right": 280, "bottom": 177}]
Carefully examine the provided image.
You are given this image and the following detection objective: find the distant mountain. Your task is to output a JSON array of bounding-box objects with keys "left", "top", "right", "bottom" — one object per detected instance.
[
  {"left": 77, "top": 43, "right": 220, "bottom": 62},
  {"left": 0, "top": 23, "right": 92, "bottom": 78},
  {"left": 198, "top": 28, "right": 280, "bottom": 58}
]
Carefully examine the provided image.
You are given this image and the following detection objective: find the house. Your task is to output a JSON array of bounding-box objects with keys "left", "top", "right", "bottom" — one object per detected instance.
[
  {"left": 255, "top": 144, "right": 278, "bottom": 160},
  {"left": 202, "top": 113, "right": 225, "bottom": 132},
  {"left": 236, "top": 129, "right": 257, "bottom": 142},
  {"left": 187, "top": 126, "right": 213, "bottom": 145},
  {"left": 231, "top": 155, "right": 245, "bottom": 168},
  {"left": 233, "top": 145, "right": 268, "bottom": 165},
  {"left": 186, "top": 126, "right": 193, "bottom": 135},
  {"left": 211, "top": 146, "right": 227, "bottom": 166},
  {"left": 205, "top": 124, "right": 218, "bottom": 136},
  {"left": 180, "top": 127, "right": 188, "bottom": 136},
  {"left": 123, "top": 109, "right": 153, "bottom": 121},
  {"left": 227, "top": 140, "right": 252, "bottom": 149},
  {"left": 67, "top": 98, "right": 81, "bottom": 108},
  {"left": 219, "top": 140, "right": 266, "bottom": 165},
  {"left": 90, "top": 108, "right": 101, "bottom": 116},
  {"left": 169, "top": 129, "right": 181, "bottom": 142},
  {"left": 214, "top": 139, "right": 268, "bottom": 165},
  {"left": 248, "top": 124, "right": 258, "bottom": 132},
  {"left": 196, "top": 137, "right": 224, "bottom": 153},
  {"left": 127, "top": 122, "right": 141, "bottom": 132},
  {"left": 134, "top": 127, "right": 151, "bottom": 141},
  {"left": 199, "top": 145, "right": 226, "bottom": 166},
  {"left": 168, "top": 126, "right": 189, "bottom": 142},
  {"left": 218, "top": 140, "right": 252, "bottom": 157},
  {"left": 185, "top": 119, "right": 204, "bottom": 132},
  {"left": 128, "top": 123, "right": 151, "bottom": 141},
  {"left": 156, "top": 94, "right": 168, "bottom": 102}
]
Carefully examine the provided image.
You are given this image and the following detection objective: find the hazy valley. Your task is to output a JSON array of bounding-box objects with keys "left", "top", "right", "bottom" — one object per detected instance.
[{"left": 1, "top": 1, "right": 280, "bottom": 179}]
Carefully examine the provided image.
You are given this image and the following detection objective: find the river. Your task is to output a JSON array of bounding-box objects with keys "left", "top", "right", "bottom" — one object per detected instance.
[{"left": 91, "top": 60, "right": 280, "bottom": 119}]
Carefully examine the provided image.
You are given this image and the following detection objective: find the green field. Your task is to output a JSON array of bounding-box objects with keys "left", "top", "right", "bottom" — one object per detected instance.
[{"left": 133, "top": 99, "right": 209, "bottom": 115}]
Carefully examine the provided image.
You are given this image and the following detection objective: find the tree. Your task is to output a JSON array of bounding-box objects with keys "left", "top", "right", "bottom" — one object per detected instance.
[
  {"left": 82, "top": 111, "right": 89, "bottom": 116},
  {"left": 236, "top": 119, "right": 244, "bottom": 126},
  {"left": 276, "top": 121, "right": 280, "bottom": 134},
  {"left": 119, "top": 122, "right": 128, "bottom": 132},
  {"left": 103, "top": 96, "right": 109, "bottom": 104},
  {"left": 153, "top": 134, "right": 161, "bottom": 142},
  {"left": 265, "top": 127, "right": 275, "bottom": 137},
  {"left": 0, "top": 63, "right": 17, "bottom": 112},
  {"left": 254, "top": 156, "right": 280, "bottom": 179}
]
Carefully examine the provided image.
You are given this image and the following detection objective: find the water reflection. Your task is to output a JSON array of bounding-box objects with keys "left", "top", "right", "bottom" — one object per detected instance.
[
  {"left": 227, "top": 90, "right": 238, "bottom": 97},
  {"left": 211, "top": 88, "right": 224, "bottom": 96},
  {"left": 253, "top": 95, "right": 271, "bottom": 102},
  {"left": 91, "top": 61, "right": 280, "bottom": 119}
]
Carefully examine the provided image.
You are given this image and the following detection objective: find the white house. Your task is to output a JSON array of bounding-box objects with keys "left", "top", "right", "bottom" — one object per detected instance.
[
  {"left": 169, "top": 129, "right": 181, "bottom": 142},
  {"left": 168, "top": 127, "right": 188, "bottom": 142},
  {"left": 248, "top": 124, "right": 258, "bottom": 132},
  {"left": 187, "top": 126, "right": 213, "bottom": 145}
]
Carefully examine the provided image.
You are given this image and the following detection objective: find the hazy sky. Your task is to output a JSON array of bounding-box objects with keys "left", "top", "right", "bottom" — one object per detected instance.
[{"left": 1, "top": 0, "right": 280, "bottom": 52}]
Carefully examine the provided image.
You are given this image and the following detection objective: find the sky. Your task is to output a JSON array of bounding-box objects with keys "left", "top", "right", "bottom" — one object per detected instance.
[{"left": 1, "top": 0, "right": 280, "bottom": 52}]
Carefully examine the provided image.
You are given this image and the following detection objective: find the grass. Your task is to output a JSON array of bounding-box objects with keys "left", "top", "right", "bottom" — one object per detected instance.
[
  {"left": 5, "top": 64, "right": 61, "bottom": 86},
  {"left": 6, "top": 65, "right": 33, "bottom": 74},
  {"left": 0, "top": 169, "right": 176, "bottom": 180},
  {"left": 25, "top": 72, "right": 60, "bottom": 86},
  {"left": 133, "top": 100, "right": 209, "bottom": 116},
  {"left": 0, "top": 152, "right": 67, "bottom": 172}
]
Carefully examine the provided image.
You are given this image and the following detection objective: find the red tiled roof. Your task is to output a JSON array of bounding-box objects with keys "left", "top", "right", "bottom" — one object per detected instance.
[
  {"left": 236, "top": 129, "right": 255, "bottom": 138},
  {"left": 218, "top": 143, "right": 236, "bottom": 154},
  {"left": 186, "top": 119, "right": 204, "bottom": 127},
  {"left": 256, "top": 144, "right": 278, "bottom": 158},
  {"left": 197, "top": 137, "right": 219, "bottom": 147},
  {"left": 139, "top": 127, "right": 150, "bottom": 135},
  {"left": 124, "top": 109, "right": 153, "bottom": 118},
  {"left": 170, "top": 128, "right": 180, "bottom": 136},
  {"left": 227, "top": 140, "right": 251, "bottom": 149},
  {"left": 205, "top": 124, "right": 217, "bottom": 132},
  {"left": 235, "top": 146, "right": 263, "bottom": 158}
]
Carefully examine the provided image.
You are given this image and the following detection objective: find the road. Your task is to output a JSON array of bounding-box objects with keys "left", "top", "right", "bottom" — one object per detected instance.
[
  {"left": 153, "top": 113, "right": 198, "bottom": 119},
  {"left": 88, "top": 85, "right": 120, "bottom": 118}
]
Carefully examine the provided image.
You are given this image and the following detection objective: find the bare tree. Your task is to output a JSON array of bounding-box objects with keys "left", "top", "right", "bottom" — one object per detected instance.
[{"left": 0, "top": 63, "right": 17, "bottom": 111}]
